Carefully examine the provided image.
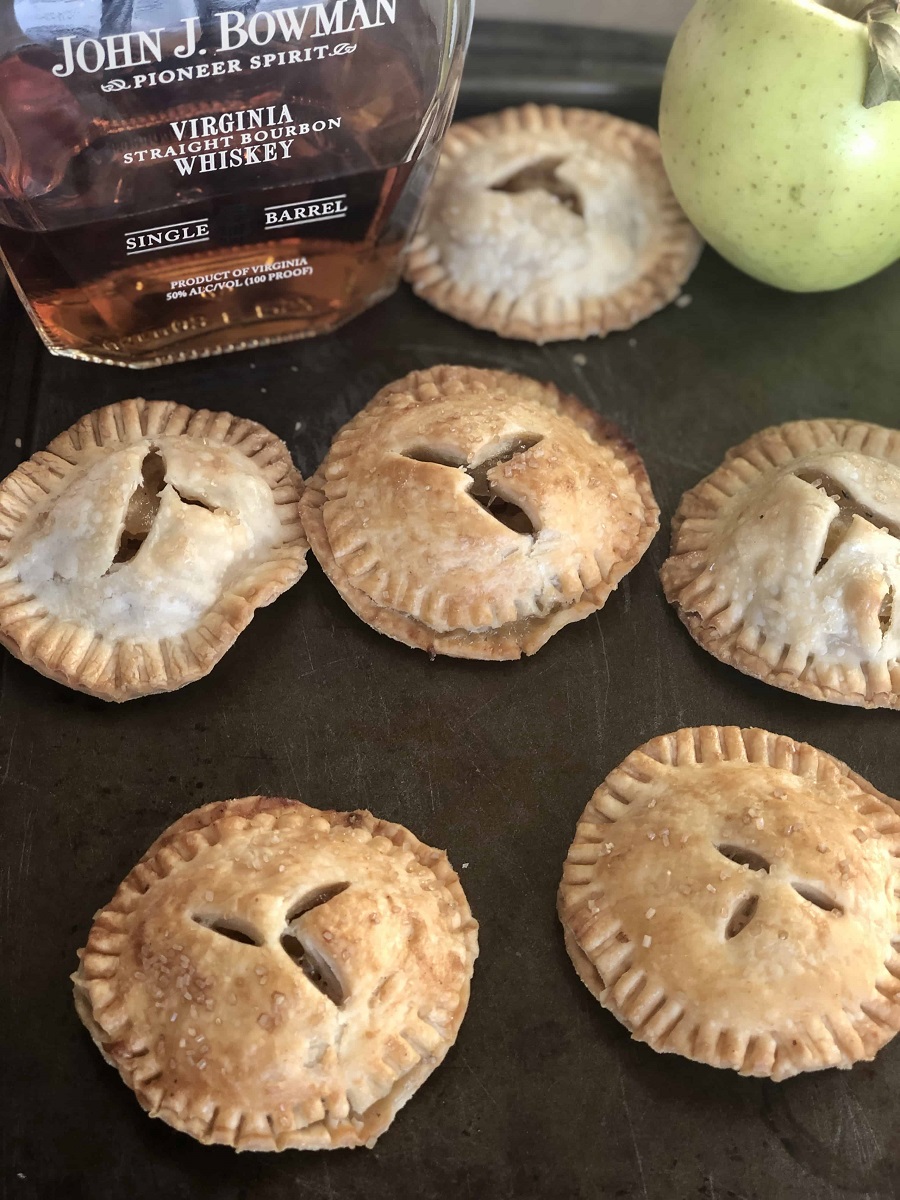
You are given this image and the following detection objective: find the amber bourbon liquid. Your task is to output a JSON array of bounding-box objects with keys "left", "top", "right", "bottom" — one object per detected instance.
[{"left": 0, "top": 1, "right": 460, "bottom": 367}]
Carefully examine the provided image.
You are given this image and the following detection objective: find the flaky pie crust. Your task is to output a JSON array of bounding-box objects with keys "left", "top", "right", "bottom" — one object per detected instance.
[
  {"left": 661, "top": 419, "right": 900, "bottom": 708},
  {"left": 405, "top": 104, "right": 702, "bottom": 343},
  {"left": 73, "top": 796, "right": 478, "bottom": 1151},
  {"left": 0, "top": 400, "right": 307, "bottom": 702},
  {"left": 300, "top": 365, "right": 659, "bottom": 659},
  {"left": 559, "top": 726, "right": 900, "bottom": 1080}
]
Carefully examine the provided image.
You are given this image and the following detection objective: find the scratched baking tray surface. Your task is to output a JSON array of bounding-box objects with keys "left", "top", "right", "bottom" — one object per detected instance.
[{"left": 1, "top": 20, "right": 898, "bottom": 1200}]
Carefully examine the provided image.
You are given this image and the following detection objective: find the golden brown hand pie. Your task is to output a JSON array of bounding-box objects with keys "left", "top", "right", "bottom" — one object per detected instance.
[
  {"left": 661, "top": 419, "right": 900, "bottom": 708},
  {"left": 301, "top": 365, "right": 659, "bottom": 659},
  {"left": 559, "top": 726, "right": 900, "bottom": 1080},
  {"left": 0, "top": 400, "right": 307, "bottom": 701},
  {"left": 73, "top": 796, "right": 478, "bottom": 1151},
  {"left": 404, "top": 104, "right": 702, "bottom": 343}
]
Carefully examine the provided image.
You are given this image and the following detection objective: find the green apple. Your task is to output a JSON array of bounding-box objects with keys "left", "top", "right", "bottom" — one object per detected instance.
[{"left": 659, "top": 0, "right": 900, "bottom": 291}]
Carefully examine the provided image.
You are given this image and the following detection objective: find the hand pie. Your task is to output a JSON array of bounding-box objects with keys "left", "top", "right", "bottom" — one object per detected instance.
[
  {"left": 661, "top": 419, "right": 900, "bottom": 708},
  {"left": 0, "top": 400, "right": 307, "bottom": 701},
  {"left": 301, "top": 365, "right": 659, "bottom": 659},
  {"left": 73, "top": 796, "right": 478, "bottom": 1150},
  {"left": 559, "top": 726, "right": 900, "bottom": 1080},
  {"left": 404, "top": 104, "right": 702, "bottom": 343}
]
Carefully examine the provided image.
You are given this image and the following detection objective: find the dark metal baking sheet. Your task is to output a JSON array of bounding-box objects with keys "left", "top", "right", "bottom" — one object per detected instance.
[{"left": 1, "top": 19, "right": 899, "bottom": 1200}]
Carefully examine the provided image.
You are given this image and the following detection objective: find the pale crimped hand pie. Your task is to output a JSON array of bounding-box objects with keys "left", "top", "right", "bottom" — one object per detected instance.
[
  {"left": 404, "top": 104, "right": 702, "bottom": 343},
  {"left": 301, "top": 365, "right": 659, "bottom": 660},
  {"left": 662, "top": 419, "right": 900, "bottom": 708},
  {"left": 0, "top": 400, "right": 307, "bottom": 701},
  {"left": 559, "top": 727, "right": 900, "bottom": 1081},
  {"left": 73, "top": 796, "right": 478, "bottom": 1151}
]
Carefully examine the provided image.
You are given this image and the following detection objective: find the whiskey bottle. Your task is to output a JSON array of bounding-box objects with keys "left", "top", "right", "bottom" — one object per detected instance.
[{"left": 0, "top": 0, "right": 472, "bottom": 367}]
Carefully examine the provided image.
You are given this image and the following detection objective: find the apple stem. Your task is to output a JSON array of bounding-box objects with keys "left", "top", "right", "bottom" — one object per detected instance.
[
  {"left": 857, "top": 1, "right": 900, "bottom": 107},
  {"left": 826, "top": 1, "right": 874, "bottom": 16}
]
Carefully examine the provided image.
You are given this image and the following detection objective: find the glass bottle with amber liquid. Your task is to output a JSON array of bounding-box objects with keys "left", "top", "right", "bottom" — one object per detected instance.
[{"left": 0, "top": 0, "right": 472, "bottom": 367}]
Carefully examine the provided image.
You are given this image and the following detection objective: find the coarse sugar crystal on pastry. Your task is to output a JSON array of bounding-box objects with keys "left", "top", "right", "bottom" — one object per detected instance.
[
  {"left": 300, "top": 364, "right": 659, "bottom": 660},
  {"left": 559, "top": 726, "right": 900, "bottom": 1081},
  {"left": 73, "top": 796, "right": 478, "bottom": 1151},
  {"left": 0, "top": 399, "right": 307, "bottom": 701},
  {"left": 661, "top": 418, "right": 900, "bottom": 708},
  {"left": 404, "top": 104, "right": 703, "bottom": 343}
]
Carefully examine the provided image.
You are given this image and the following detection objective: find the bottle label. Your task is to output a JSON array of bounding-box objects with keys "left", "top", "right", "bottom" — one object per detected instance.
[
  {"left": 0, "top": 0, "right": 452, "bottom": 363},
  {"left": 5, "top": 1, "right": 425, "bottom": 193}
]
